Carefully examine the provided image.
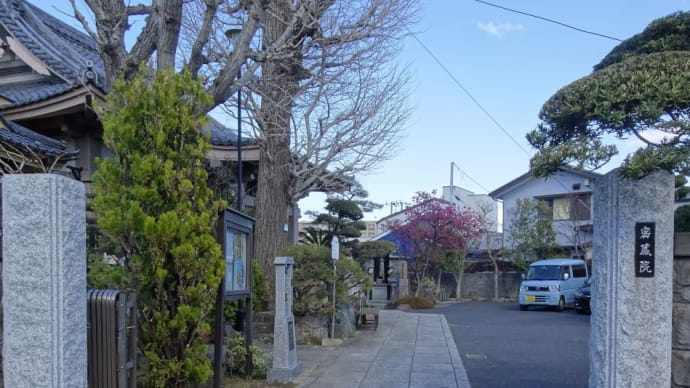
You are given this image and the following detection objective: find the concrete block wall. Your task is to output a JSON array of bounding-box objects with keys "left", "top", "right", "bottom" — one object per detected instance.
[
  {"left": 674, "top": 233, "right": 690, "bottom": 388},
  {"left": 460, "top": 272, "right": 521, "bottom": 301}
]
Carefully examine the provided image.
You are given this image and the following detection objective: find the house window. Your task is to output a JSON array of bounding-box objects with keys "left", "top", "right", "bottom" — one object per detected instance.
[
  {"left": 553, "top": 197, "right": 570, "bottom": 220},
  {"left": 571, "top": 195, "right": 591, "bottom": 221},
  {"left": 539, "top": 194, "right": 591, "bottom": 221}
]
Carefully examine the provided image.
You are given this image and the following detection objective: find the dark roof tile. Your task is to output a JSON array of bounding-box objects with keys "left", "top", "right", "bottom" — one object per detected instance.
[
  {"left": 0, "top": 113, "right": 77, "bottom": 157},
  {"left": 0, "top": 0, "right": 106, "bottom": 97},
  {"left": 204, "top": 116, "right": 256, "bottom": 147},
  {"left": 0, "top": 80, "right": 76, "bottom": 107},
  {"left": 0, "top": 0, "right": 250, "bottom": 148}
]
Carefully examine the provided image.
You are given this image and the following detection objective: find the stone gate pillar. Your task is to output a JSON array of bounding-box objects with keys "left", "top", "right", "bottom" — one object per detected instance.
[
  {"left": 2, "top": 174, "right": 86, "bottom": 387},
  {"left": 590, "top": 169, "right": 674, "bottom": 387},
  {"left": 268, "top": 256, "right": 301, "bottom": 383}
]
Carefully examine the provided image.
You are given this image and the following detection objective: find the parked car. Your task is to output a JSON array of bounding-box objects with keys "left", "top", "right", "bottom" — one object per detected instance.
[
  {"left": 574, "top": 277, "right": 591, "bottom": 314},
  {"left": 518, "top": 258, "right": 589, "bottom": 311}
]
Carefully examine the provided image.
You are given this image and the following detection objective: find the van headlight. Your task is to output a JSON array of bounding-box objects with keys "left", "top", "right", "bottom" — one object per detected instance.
[
  {"left": 548, "top": 285, "right": 560, "bottom": 292},
  {"left": 519, "top": 285, "right": 527, "bottom": 292}
]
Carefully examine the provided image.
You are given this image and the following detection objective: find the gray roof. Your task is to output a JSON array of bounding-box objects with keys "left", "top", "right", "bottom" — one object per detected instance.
[
  {"left": 0, "top": 0, "right": 106, "bottom": 107},
  {"left": 0, "top": 80, "right": 75, "bottom": 106},
  {"left": 0, "top": 0, "right": 253, "bottom": 147},
  {"left": 489, "top": 166, "right": 602, "bottom": 199},
  {"left": 0, "top": 113, "right": 77, "bottom": 158},
  {"left": 204, "top": 116, "right": 257, "bottom": 147}
]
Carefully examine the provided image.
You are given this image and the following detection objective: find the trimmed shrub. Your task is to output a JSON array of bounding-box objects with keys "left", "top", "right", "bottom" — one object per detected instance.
[
  {"left": 279, "top": 244, "right": 371, "bottom": 316},
  {"left": 391, "top": 294, "right": 435, "bottom": 309}
]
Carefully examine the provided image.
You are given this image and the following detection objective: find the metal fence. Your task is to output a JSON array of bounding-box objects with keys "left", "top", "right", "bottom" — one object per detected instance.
[{"left": 87, "top": 289, "right": 137, "bottom": 388}]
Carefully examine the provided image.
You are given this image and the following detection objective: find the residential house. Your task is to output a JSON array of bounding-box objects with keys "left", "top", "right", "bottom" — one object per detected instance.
[
  {"left": 489, "top": 166, "right": 601, "bottom": 260},
  {"left": 361, "top": 220, "right": 378, "bottom": 239},
  {"left": 376, "top": 197, "right": 449, "bottom": 235},
  {"left": 441, "top": 185, "right": 502, "bottom": 252}
]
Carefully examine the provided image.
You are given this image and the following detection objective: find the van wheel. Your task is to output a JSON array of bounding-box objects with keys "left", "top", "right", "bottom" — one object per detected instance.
[
  {"left": 519, "top": 304, "right": 528, "bottom": 311},
  {"left": 556, "top": 297, "right": 565, "bottom": 312}
]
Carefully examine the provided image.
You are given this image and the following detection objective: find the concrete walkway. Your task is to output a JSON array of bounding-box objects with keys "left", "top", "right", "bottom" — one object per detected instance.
[{"left": 292, "top": 310, "right": 471, "bottom": 388}]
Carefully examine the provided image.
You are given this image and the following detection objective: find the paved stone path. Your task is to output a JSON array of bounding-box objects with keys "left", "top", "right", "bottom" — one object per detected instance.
[{"left": 293, "top": 310, "right": 471, "bottom": 388}]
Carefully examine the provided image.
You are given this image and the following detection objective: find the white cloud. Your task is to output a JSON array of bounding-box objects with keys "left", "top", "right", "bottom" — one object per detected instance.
[
  {"left": 620, "top": 130, "right": 680, "bottom": 152},
  {"left": 476, "top": 21, "right": 524, "bottom": 37}
]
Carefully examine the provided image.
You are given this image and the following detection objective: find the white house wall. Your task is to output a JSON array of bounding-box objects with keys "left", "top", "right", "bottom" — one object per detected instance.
[
  {"left": 498, "top": 170, "right": 594, "bottom": 250},
  {"left": 442, "top": 186, "right": 501, "bottom": 233}
]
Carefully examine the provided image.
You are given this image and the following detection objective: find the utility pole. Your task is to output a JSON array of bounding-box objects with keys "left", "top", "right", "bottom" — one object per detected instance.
[
  {"left": 330, "top": 235, "right": 339, "bottom": 339},
  {"left": 450, "top": 161, "right": 455, "bottom": 188}
]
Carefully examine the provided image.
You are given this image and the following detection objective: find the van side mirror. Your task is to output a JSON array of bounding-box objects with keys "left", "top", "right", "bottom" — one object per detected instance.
[
  {"left": 521, "top": 273, "right": 525, "bottom": 280},
  {"left": 563, "top": 273, "right": 570, "bottom": 280}
]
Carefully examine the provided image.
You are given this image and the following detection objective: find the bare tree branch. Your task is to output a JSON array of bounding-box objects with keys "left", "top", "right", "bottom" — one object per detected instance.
[
  {"left": 155, "top": 0, "right": 184, "bottom": 70},
  {"left": 67, "top": 0, "right": 100, "bottom": 44},
  {"left": 187, "top": 0, "right": 220, "bottom": 75},
  {"left": 68, "top": 0, "right": 418, "bottom": 297}
]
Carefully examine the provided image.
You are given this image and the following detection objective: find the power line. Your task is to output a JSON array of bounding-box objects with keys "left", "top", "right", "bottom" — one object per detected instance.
[
  {"left": 474, "top": 0, "right": 623, "bottom": 42},
  {"left": 407, "top": 32, "right": 533, "bottom": 158},
  {"left": 408, "top": 31, "right": 588, "bottom": 196},
  {"left": 452, "top": 162, "right": 492, "bottom": 194}
]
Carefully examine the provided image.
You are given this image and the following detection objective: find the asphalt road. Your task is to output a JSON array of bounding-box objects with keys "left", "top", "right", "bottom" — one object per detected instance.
[{"left": 428, "top": 301, "right": 590, "bottom": 388}]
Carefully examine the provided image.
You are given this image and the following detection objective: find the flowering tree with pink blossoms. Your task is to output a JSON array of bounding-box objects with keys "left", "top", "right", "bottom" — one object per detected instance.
[{"left": 388, "top": 191, "right": 482, "bottom": 297}]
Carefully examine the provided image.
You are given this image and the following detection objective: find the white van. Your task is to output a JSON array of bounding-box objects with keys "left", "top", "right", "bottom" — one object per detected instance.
[{"left": 518, "top": 258, "right": 589, "bottom": 311}]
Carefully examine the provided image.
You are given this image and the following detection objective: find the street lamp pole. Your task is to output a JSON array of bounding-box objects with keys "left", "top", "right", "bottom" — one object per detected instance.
[
  {"left": 236, "top": 68, "right": 243, "bottom": 211},
  {"left": 225, "top": 27, "right": 244, "bottom": 212}
]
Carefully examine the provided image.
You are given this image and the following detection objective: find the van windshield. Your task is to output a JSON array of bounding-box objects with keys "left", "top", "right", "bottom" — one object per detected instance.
[{"left": 526, "top": 265, "right": 563, "bottom": 280}]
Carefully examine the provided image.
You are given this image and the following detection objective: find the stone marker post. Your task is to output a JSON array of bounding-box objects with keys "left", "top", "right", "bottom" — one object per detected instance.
[
  {"left": 399, "top": 261, "right": 409, "bottom": 296},
  {"left": 268, "top": 256, "right": 301, "bottom": 383},
  {"left": 2, "top": 174, "right": 86, "bottom": 387},
  {"left": 590, "top": 169, "right": 674, "bottom": 387}
]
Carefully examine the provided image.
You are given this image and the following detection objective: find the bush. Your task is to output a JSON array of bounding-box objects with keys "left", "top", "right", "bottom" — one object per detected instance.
[
  {"left": 417, "top": 277, "right": 438, "bottom": 302},
  {"left": 252, "top": 260, "right": 269, "bottom": 311},
  {"left": 279, "top": 244, "right": 372, "bottom": 316},
  {"left": 226, "top": 334, "right": 270, "bottom": 378},
  {"left": 676, "top": 205, "right": 690, "bottom": 232},
  {"left": 86, "top": 253, "right": 131, "bottom": 289},
  {"left": 391, "top": 295, "right": 435, "bottom": 309},
  {"left": 92, "top": 69, "right": 225, "bottom": 387}
]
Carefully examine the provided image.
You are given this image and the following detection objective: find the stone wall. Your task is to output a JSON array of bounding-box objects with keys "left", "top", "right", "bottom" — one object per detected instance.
[
  {"left": 436, "top": 272, "right": 522, "bottom": 301},
  {"left": 674, "top": 233, "right": 690, "bottom": 388},
  {"left": 460, "top": 272, "right": 522, "bottom": 301}
]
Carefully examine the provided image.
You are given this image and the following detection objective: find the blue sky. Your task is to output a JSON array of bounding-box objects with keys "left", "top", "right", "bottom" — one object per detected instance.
[
  {"left": 46, "top": 0, "right": 690, "bottom": 221},
  {"left": 302, "top": 0, "right": 690, "bottom": 221}
]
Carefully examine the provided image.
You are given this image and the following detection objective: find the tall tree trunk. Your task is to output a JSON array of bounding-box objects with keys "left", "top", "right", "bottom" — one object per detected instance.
[
  {"left": 492, "top": 259, "right": 499, "bottom": 300},
  {"left": 155, "top": 0, "right": 182, "bottom": 71},
  {"left": 455, "top": 257, "right": 466, "bottom": 300},
  {"left": 454, "top": 271, "right": 462, "bottom": 300},
  {"left": 414, "top": 272, "right": 422, "bottom": 297},
  {"left": 254, "top": 137, "right": 292, "bottom": 302},
  {"left": 254, "top": 0, "right": 300, "bottom": 302}
]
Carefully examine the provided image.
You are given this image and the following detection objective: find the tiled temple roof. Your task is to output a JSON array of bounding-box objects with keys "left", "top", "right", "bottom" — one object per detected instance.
[
  {"left": 0, "top": 113, "right": 77, "bottom": 158},
  {"left": 0, "top": 0, "right": 106, "bottom": 107},
  {"left": 0, "top": 0, "right": 250, "bottom": 147}
]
